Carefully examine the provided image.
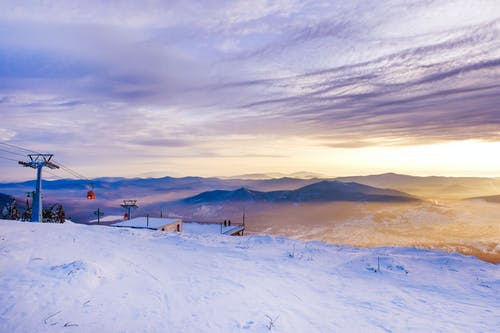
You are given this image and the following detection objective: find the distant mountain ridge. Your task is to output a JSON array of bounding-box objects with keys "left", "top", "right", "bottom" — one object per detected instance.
[
  {"left": 467, "top": 194, "right": 500, "bottom": 203},
  {"left": 335, "top": 173, "right": 500, "bottom": 199},
  {"left": 182, "top": 180, "right": 418, "bottom": 204},
  {"left": 2, "top": 172, "right": 498, "bottom": 222},
  {"left": 221, "top": 171, "right": 326, "bottom": 180}
]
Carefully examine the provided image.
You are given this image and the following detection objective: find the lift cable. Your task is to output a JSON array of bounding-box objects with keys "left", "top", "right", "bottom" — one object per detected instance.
[
  {"left": 54, "top": 161, "right": 90, "bottom": 181},
  {"left": 0, "top": 147, "right": 27, "bottom": 157},
  {"left": 1, "top": 141, "right": 98, "bottom": 208},
  {"left": 45, "top": 170, "right": 66, "bottom": 180},
  {"left": 0, "top": 141, "right": 91, "bottom": 181},
  {"left": 0, "top": 142, "right": 38, "bottom": 154},
  {"left": 0, "top": 155, "right": 20, "bottom": 163}
]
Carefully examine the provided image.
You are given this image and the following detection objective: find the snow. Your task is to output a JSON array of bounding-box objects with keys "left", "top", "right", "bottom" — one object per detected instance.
[
  {"left": 182, "top": 222, "right": 244, "bottom": 235},
  {"left": 89, "top": 215, "right": 124, "bottom": 223},
  {"left": 112, "top": 217, "right": 181, "bottom": 229},
  {"left": 0, "top": 219, "right": 498, "bottom": 333},
  {"left": 182, "top": 222, "right": 223, "bottom": 234}
]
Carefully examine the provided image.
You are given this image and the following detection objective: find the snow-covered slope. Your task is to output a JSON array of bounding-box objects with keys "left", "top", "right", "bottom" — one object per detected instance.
[
  {"left": 0, "top": 220, "right": 498, "bottom": 333},
  {"left": 112, "top": 217, "right": 181, "bottom": 229}
]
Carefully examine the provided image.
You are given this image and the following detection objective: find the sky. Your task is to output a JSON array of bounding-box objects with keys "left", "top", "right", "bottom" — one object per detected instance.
[{"left": 1, "top": 0, "right": 500, "bottom": 181}]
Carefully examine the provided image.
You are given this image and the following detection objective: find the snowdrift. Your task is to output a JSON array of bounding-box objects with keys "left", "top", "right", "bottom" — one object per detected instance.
[{"left": 0, "top": 220, "right": 498, "bottom": 332}]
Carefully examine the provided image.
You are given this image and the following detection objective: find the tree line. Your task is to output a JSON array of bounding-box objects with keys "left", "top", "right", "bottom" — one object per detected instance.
[{"left": 1, "top": 199, "right": 66, "bottom": 223}]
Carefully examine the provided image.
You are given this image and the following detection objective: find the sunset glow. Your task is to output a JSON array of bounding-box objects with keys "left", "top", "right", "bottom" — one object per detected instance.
[{"left": 1, "top": 1, "right": 499, "bottom": 180}]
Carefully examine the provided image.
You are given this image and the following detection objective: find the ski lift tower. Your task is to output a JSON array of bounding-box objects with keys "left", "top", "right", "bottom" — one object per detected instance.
[
  {"left": 121, "top": 200, "right": 138, "bottom": 220},
  {"left": 18, "top": 154, "right": 59, "bottom": 222}
]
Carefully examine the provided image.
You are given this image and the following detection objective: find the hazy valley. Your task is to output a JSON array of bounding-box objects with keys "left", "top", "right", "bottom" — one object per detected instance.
[{"left": 1, "top": 173, "right": 499, "bottom": 264}]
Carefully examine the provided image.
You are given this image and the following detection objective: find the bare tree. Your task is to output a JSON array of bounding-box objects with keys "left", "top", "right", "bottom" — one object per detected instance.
[
  {"left": 1, "top": 200, "right": 19, "bottom": 220},
  {"left": 56, "top": 204, "right": 65, "bottom": 223}
]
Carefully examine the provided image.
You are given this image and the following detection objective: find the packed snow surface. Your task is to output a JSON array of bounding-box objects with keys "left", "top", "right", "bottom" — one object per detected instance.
[
  {"left": 182, "top": 222, "right": 224, "bottom": 234},
  {"left": 0, "top": 220, "right": 498, "bottom": 333},
  {"left": 89, "top": 215, "right": 124, "bottom": 223},
  {"left": 183, "top": 222, "right": 244, "bottom": 235},
  {"left": 112, "top": 217, "right": 181, "bottom": 229}
]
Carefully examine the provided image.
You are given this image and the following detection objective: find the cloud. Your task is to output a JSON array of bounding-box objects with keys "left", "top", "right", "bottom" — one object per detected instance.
[
  {"left": 219, "top": 16, "right": 500, "bottom": 146},
  {"left": 134, "top": 138, "right": 192, "bottom": 148},
  {"left": 1, "top": 0, "right": 500, "bottom": 178}
]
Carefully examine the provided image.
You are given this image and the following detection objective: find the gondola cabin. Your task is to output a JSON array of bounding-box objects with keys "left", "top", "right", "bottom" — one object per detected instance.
[{"left": 87, "top": 191, "right": 96, "bottom": 200}]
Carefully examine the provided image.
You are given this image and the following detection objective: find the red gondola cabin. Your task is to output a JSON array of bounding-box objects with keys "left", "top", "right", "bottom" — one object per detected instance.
[{"left": 87, "top": 191, "right": 96, "bottom": 200}]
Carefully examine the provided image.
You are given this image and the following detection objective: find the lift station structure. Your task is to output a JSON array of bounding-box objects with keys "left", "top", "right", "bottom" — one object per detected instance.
[
  {"left": 18, "top": 154, "right": 59, "bottom": 222},
  {"left": 121, "top": 200, "right": 138, "bottom": 220}
]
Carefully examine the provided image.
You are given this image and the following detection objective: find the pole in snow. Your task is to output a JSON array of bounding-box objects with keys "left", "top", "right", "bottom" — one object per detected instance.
[
  {"left": 18, "top": 154, "right": 59, "bottom": 222},
  {"left": 94, "top": 208, "right": 104, "bottom": 224}
]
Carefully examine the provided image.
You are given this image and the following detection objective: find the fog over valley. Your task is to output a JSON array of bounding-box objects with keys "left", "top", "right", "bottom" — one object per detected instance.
[{"left": 1, "top": 173, "right": 498, "bottom": 263}]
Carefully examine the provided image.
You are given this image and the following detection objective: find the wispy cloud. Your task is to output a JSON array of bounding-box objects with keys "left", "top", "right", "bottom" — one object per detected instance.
[{"left": 1, "top": 0, "right": 500, "bottom": 178}]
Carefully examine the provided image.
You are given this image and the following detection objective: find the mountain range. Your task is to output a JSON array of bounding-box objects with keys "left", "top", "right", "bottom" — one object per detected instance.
[
  {"left": 182, "top": 180, "right": 418, "bottom": 204},
  {"left": 336, "top": 173, "right": 500, "bottom": 199},
  {"left": 468, "top": 194, "right": 500, "bottom": 203},
  {"left": 1, "top": 172, "right": 499, "bottom": 222},
  {"left": 219, "top": 171, "right": 327, "bottom": 180}
]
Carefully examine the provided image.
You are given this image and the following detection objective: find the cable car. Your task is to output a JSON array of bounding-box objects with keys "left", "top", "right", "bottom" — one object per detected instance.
[
  {"left": 86, "top": 184, "right": 96, "bottom": 200},
  {"left": 87, "top": 190, "right": 96, "bottom": 200}
]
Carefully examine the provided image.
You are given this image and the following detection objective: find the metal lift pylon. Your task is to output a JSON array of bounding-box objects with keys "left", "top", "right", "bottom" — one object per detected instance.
[
  {"left": 120, "top": 200, "right": 138, "bottom": 220},
  {"left": 18, "top": 154, "right": 59, "bottom": 222}
]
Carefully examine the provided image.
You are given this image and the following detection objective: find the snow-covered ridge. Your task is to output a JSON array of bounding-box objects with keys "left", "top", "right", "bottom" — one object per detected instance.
[{"left": 0, "top": 220, "right": 498, "bottom": 332}]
